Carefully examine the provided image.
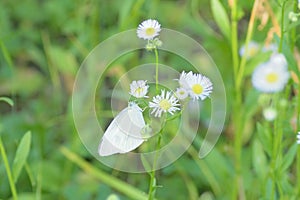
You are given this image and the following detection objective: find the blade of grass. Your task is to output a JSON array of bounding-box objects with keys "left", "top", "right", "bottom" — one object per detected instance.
[
  {"left": 0, "top": 97, "right": 14, "bottom": 106},
  {"left": 0, "top": 137, "right": 18, "bottom": 200},
  {"left": 12, "top": 131, "right": 32, "bottom": 183},
  {"left": 60, "top": 146, "right": 151, "bottom": 200}
]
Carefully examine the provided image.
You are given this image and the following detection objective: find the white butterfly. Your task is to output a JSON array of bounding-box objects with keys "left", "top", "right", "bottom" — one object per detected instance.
[{"left": 98, "top": 102, "right": 146, "bottom": 156}]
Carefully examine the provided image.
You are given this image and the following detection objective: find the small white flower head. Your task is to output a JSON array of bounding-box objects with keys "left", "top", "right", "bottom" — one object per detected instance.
[
  {"left": 289, "top": 12, "right": 298, "bottom": 22},
  {"left": 297, "top": 132, "right": 300, "bottom": 144},
  {"left": 129, "top": 80, "right": 149, "bottom": 98},
  {"left": 137, "top": 19, "right": 161, "bottom": 40},
  {"left": 263, "top": 107, "right": 277, "bottom": 121},
  {"left": 175, "top": 87, "right": 188, "bottom": 100},
  {"left": 252, "top": 62, "right": 290, "bottom": 93},
  {"left": 239, "top": 41, "right": 260, "bottom": 59},
  {"left": 149, "top": 90, "right": 180, "bottom": 117}
]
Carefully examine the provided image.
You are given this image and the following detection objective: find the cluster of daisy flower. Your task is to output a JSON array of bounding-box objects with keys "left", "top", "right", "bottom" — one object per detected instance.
[
  {"left": 129, "top": 71, "right": 213, "bottom": 118},
  {"left": 137, "top": 19, "right": 162, "bottom": 51},
  {"left": 239, "top": 41, "right": 290, "bottom": 122}
]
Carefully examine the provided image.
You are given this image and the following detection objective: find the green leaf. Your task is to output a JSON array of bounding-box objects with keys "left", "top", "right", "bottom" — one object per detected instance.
[
  {"left": 280, "top": 143, "right": 297, "bottom": 172},
  {"left": 252, "top": 139, "right": 267, "bottom": 178},
  {"left": 12, "top": 131, "right": 32, "bottom": 183},
  {"left": 211, "top": 0, "right": 231, "bottom": 40},
  {"left": 0, "top": 97, "right": 14, "bottom": 106},
  {"left": 256, "top": 123, "right": 272, "bottom": 157}
]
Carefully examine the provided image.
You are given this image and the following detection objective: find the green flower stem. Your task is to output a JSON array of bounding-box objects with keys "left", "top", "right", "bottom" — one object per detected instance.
[
  {"left": 60, "top": 147, "right": 149, "bottom": 200},
  {"left": 290, "top": 0, "right": 298, "bottom": 50},
  {"left": 147, "top": 47, "right": 161, "bottom": 200},
  {"left": 236, "top": 0, "right": 259, "bottom": 89},
  {"left": 230, "top": 0, "right": 245, "bottom": 199},
  {"left": 154, "top": 48, "right": 159, "bottom": 92},
  {"left": 231, "top": 0, "right": 239, "bottom": 81},
  {"left": 0, "top": 137, "right": 18, "bottom": 200},
  {"left": 270, "top": 95, "right": 283, "bottom": 198},
  {"left": 278, "top": 1, "right": 287, "bottom": 53},
  {"left": 147, "top": 133, "right": 162, "bottom": 200}
]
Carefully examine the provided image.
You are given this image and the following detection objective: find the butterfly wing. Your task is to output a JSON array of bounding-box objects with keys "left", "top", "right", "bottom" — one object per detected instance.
[{"left": 98, "top": 104, "right": 145, "bottom": 156}]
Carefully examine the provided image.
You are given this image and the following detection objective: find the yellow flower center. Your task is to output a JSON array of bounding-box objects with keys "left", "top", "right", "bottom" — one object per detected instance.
[
  {"left": 135, "top": 87, "right": 144, "bottom": 95},
  {"left": 249, "top": 47, "right": 257, "bottom": 56},
  {"left": 159, "top": 99, "right": 171, "bottom": 111},
  {"left": 179, "top": 91, "right": 185, "bottom": 95},
  {"left": 192, "top": 84, "right": 203, "bottom": 94},
  {"left": 266, "top": 73, "right": 278, "bottom": 83},
  {"left": 145, "top": 27, "right": 155, "bottom": 36}
]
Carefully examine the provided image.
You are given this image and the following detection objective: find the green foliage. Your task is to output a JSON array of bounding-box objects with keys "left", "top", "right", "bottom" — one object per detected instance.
[{"left": 0, "top": 0, "right": 300, "bottom": 199}]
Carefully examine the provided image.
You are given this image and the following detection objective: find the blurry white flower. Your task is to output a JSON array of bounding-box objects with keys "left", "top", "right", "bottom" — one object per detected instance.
[
  {"left": 262, "top": 43, "right": 278, "bottom": 53},
  {"left": 239, "top": 41, "right": 260, "bottom": 59},
  {"left": 252, "top": 61, "right": 290, "bottom": 93},
  {"left": 289, "top": 12, "right": 298, "bottom": 22},
  {"left": 149, "top": 90, "right": 180, "bottom": 117},
  {"left": 175, "top": 87, "right": 188, "bottom": 100},
  {"left": 297, "top": 132, "right": 300, "bottom": 145},
  {"left": 106, "top": 194, "right": 120, "bottom": 200},
  {"left": 137, "top": 19, "right": 161, "bottom": 40},
  {"left": 129, "top": 80, "right": 149, "bottom": 98},
  {"left": 263, "top": 107, "right": 277, "bottom": 121}
]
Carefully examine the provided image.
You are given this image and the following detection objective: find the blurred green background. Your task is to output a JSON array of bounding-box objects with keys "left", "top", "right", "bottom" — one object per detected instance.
[{"left": 1, "top": 0, "right": 299, "bottom": 199}]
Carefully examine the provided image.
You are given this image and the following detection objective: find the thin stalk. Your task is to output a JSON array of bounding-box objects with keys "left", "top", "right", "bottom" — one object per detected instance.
[
  {"left": 154, "top": 48, "right": 159, "bottom": 91},
  {"left": 230, "top": 0, "right": 245, "bottom": 199},
  {"left": 290, "top": 0, "right": 298, "bottom": 50},
  {"left": 270, "top": 95, "right": 280, "bottom": 198},
  {"left": 236, "top": 0, "right": 259, "bottom": 88},
  {"left": 147, "top": 133, "right": 162, "bottom": 200},
  {"left": 231, "top": 0, "right": 239, "bottom": 80},
  {"left": 0, "top": 137, "right": 18, "bottom": 200},
  {"left": 278, "top": 1, "right": 287, "bottom": 53},
  {"left": 147, "top": 47, "right": 161, "bottom": 200}
]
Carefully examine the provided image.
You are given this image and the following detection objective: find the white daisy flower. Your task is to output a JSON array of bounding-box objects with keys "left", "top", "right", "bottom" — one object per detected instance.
[
  {"left": 252, "top": 62, "right": 290, "bottom": 93},
  {"left": 129, "top": 80, "right": 149, "bottom": 98},
  {"left": 297, "top": 132, "right": 300, "bottom": 145},
  {"left": 175, "top": 87, "right": 188, "bottom": 100},
  {"left": 239, "top": 41, "right": 260, "bottom": 59},
  {"left": 137, "top": 19, "right": 161, "bottom": 40},
  {"left": 149, "top": 90, "right": 180, "bottom": 117},
  {"left": 263, "top": 107, "right": 277, "bottom": 121},
  {"left": 184, "top": 73, "right": 213, "bottom": 101}
]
